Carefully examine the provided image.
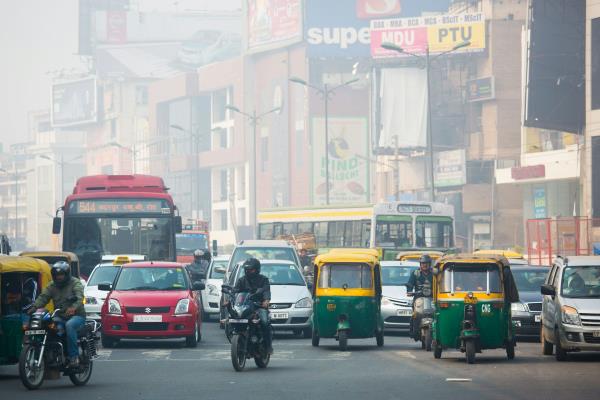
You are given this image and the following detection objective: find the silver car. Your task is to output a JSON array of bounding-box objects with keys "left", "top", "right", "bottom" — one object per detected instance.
[
  {"left": 541, "top": 256, "right": 600, "bottom": 361},
  {"left": 380, "top": 261, "right": 419, "bottom": 330}
]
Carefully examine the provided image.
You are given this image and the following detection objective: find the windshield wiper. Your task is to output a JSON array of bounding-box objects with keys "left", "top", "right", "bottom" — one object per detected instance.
[{"left": 125, "top": 286, "right": 160, "bottom": 291}]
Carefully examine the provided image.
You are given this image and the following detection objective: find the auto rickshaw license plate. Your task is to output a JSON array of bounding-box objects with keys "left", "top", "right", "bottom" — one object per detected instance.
[
  {"left": 464, "top": 296, "right": 478, "bottom": 304},
  {"left": 24, "top": 330, "right": 46, "bottom": 335},
  {"left": 327, "top": 303, "right": 336, "bottom": 311},
  {"left": 593, "top": 331, "right": 600, "bottom": 338}
]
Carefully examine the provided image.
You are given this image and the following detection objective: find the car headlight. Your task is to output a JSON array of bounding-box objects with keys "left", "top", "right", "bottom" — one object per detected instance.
[
  {"left": 207, "top": 284, "right": 218, "bottom": 296},
  {"left": 295, "top": 297, "right": 312, "bottom": 309},
  {"left": 381, "top": 297, "right": 391, "bottom": 306},
  {"left": 561, "top": 305, "right": 581, "bottom": 326},
  {"left": 85, "top": 297, "right": 97, "bottom": 305},
  {"left": 175, "top": 299, "right": 191, "bottom": 314},
  {"left": 511, "top": 302, "right": 527, "bottom": 312},
  {"left": 108, "top": 299, "right": 122, "bottom": 315}
]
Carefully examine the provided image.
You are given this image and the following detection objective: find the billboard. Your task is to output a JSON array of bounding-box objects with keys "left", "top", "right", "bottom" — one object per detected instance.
[
  {"left": 305, "top": 0, "right": 451, "bottom": 57},
  {"left": 311, "top": 117, "right": 370, "bottom": 205},
  {"left": 434, "top": 149, "right": 466, "bottom": 187},
  {"left": 247, "top": 0, "right": 302, "bottom": 53},
  {"left": 370, "top": 13, "right": 486, "bottom": 59},
  {"left": 51, "top": 78, "right": 98, "bottom": 128},
  {"left": 524, "top": 0, "right": 585, "bottom": 133},
  {"left": 466, "top": 76, "right": 495, "bottom": 102}
]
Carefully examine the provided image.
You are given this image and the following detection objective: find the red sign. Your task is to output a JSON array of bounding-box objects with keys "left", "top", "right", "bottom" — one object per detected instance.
[
  {"left": 247, "top": 0, "right": 302, "bottom": 51},
  {"left": 511, "top": 165, "right": 546, "bottom": 180},
  {"left": 370, "top": 23, "right": 429, "bottom": 57},
  {"left": 107, "top": 11, "right": 127, "bottom": 43},
  {"left": 356, "top": 0, "right": 402, "bottom": 19}
]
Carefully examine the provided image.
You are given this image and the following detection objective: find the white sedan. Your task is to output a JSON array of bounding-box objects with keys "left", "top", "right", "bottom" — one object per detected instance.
[{"left": 83, "top": 263, "right": 121, "bottom": 321}]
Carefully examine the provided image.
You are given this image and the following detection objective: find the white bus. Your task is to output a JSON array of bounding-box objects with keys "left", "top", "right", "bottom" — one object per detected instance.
[{"left": 370, "top": 201, "right": 455, "bottom": 258}]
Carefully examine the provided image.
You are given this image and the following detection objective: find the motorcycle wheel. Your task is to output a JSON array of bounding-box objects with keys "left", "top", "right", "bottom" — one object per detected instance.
[
  {"left": 338, "top": 330, "right": 348, "bottom": 351},
  {"left": 19, "top": 344, "right": 45, "bottom": 390},
  {"left": 231, "top": 335, "right": 247, "bottom": 372},
  {"left": 465, "top": 340, "right": 476, "bottom": 364},
  {"left": 225, "top": 322, "right": 233, "bottom": 343},
  {"left": 254, "top": 350, "right": 270, "bottom": 368},
  {"left": 69, "top": 361, "right": 93, "bottom": 386},
  {"left": 425, "top": 329, "right": 432, "bottom": 352}
]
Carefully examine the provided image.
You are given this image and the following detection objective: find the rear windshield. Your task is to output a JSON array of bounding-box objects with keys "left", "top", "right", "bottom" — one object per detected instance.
[
  {"left": 512, "top": 269, "right": 548, "bottom": 292},
  {"left": 381, "top": 265, "right": 417, "bottom": 286},
  {"left": 115, "top": 267, "right": 188, "bottom": 291},
  {"left": 561, "top": 266, "right": 600, "bottom": 298},
  {"left": 441, "top": 264, "right": 502, "bottom": 293},
  {"left": 318, "top": 263, "right": 372, "bottom": 289},
  {"left": 87, "top": 266, "right": 119, "bottom": 286},
  {"left": 231, "top": 247, "right": 297, "bottom": 267},
  {"left": 261, "top": 264, "right": 305, "bottom": 286}
]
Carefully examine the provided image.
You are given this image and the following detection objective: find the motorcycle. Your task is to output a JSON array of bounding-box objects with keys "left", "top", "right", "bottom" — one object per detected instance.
[
  {"left": 222, "top": 285, "right": 271, "bottom": 372},
  {"left": 408, "top": 287, "right": 434, "bottom": 351},
  {"left": 19, "top": 308, "right": 100, "bottom": 390}
]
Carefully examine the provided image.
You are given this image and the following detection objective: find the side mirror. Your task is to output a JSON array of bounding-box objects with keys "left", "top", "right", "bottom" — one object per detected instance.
[
  {"left": 52, "top": 217, "right": 62, "bottom": 234},
  {"left": 221, "top": 284, "right": 232, "bottom": 294},
  {"left": 541, "top": 284, "right": 555, "bottom": 296},
  {"left": 192, "top": 281, "right": 205, "bottom": 291},
  {"left": 98, "top": 283, "right": 112, "bottom": 291},
  {"left": 174, "top": 216, "right": 183, "bottom": 233},
  {"left": 214, "top": 266, "right": 226, "bottom": 274}
]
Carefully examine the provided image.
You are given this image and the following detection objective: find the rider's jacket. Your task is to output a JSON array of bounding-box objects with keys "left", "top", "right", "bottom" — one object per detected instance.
[
  {"left": 406, "top": 269, "right": 433, "bottom": 295},
  {"left": 33, "top": 277, "right": 85, "bottom": 318},
  {"left": 234, "top": 274, "right": 271, "bottom": 302}
]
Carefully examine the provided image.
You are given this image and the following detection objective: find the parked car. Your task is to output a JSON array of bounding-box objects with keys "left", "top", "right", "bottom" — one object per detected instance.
[
  {"left": 541, "top": 256, "right": 600, "bottom": 361},
  {"left": 200, "top": 255, "right": 229, "bottom": 321},
  {"left": 380, "top": 260, "right": 418, "bottom": 331},
  {"left": 510, "top": 264, "right": 550, "bottom": 337},
  {"left": 228, "top": 259, "right": 312, "bottom": 337},
  {"left": 99, "top": 262, "right": 204, "bottom": 348}
]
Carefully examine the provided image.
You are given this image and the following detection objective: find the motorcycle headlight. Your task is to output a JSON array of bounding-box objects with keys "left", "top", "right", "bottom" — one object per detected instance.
[
  {"left": 207, "top": 284, "right": 218, "bottom": 296},
  {"left": 561, "top": 305, "right": 581, "bottom": 326},
  {"left": 85, "top": 297, "right": 98, "bottom": 305},
  {"left": 108, "top": 299, "right": 122, "bottom": 315},
  {"left": 511, "top": 302, "right": 527, "bottom": 312},
  {"left": 175, "top": 299, "right": 190, "bottom": 315},
  {"left": 295, "top": 297, "right": 312, "bottom": 309},
  {"left": 381, "top": 297, "right": 392, "bottom": 306}
]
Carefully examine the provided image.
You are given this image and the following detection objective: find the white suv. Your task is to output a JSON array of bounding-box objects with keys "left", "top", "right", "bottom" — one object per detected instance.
[{"left": 541, "top": 256, "right": 600, "bottom": 361}]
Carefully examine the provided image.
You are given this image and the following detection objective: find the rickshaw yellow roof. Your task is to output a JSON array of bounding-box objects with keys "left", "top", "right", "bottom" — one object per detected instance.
[
  {"left": 437, "top": 253, "right": 511, "bottom": 269},
  {"left": 328, "top": 248, "right": 380, "bottom": 258},
  {"left": 0, "top": 255, "right": 53, "bottom": 280},
  {"left": 473, "top": 249, "right": 523, "bottom": 259},
  {"left": 315, "top": 252, "right": 379, "bottom": 265},
  {"left": 396, "top": 250, "right": 444, "bottom": 261},
  {"left": 19, "top": 251, "right": 79, "bottom": 262}
]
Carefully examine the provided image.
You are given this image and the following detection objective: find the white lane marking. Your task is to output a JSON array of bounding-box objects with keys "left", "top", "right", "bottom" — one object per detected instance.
[
  {"left": 141, "top": 350, "right": 172, "bottom": 359},
  {"left": 96, "top": 350, "right": 112, "bottom": 360},
  {"left": 446, "top": 378, "right": 473, "bottom": 382},
  {"left": 394, "top": 351, "right": 417, "bottom": 359}
]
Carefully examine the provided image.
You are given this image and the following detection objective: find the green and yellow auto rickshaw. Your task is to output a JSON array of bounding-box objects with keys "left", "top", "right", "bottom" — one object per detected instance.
[
  {"left": 0, "top": 256, "right": 52, "bottom": 365},
  {"left": 311, "top": 252, "right": 384, "bottom": 351},
  {"left": 431, "top": 254, "right": 519, "bottom": 364}
]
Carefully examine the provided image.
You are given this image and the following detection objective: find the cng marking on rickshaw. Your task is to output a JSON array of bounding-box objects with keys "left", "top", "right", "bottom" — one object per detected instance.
[{"left": 446, "top": 378, "right": 472, "bottom": 382}]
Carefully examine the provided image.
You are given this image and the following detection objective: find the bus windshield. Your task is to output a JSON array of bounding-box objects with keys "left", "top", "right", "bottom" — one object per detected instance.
[
  {"left": 375, "top": 216, "right": 412, "bottom": 248},
  {"left": 64, "top": 216, "right": 173, "bottom": 275},
  {"left": 415, "top": 217, "right": 453, "bottom": 248},
  {"left": 176, "top": 233, "right": 208, "bottom": 255}
]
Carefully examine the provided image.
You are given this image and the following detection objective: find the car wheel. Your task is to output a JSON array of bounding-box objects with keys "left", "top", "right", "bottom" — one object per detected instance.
[
  {"left": 186, "top": 321, "right": 199, "bottom": 348},
  {"left": 311, "top": 329, "right": 320, "bottom": 347},
  {"left": 554, "top": 328, "right": 567, "bottom": 361},
  {"left": 541, "top": 325, "right": 553, "bottom": 355}
]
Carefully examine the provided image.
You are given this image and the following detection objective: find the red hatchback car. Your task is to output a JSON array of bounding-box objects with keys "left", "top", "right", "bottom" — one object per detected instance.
[{"left": 99, "top": 262, "right": 204, "bottom": 348}]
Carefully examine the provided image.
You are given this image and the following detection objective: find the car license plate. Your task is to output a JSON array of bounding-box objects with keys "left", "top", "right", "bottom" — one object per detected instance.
[
  {"left": 593, "top": 331, "right": 600, "bottom": 338},
  {"left": 24, "top": 330, "right": 45, "bottom": 335},
  {"left": 270, "top": 312, "right": 289, "bottom": 320},
  {"left": 397, "top": 309, "right": 412, "bottom": 316},
  {"left": 228, "top": 319, "right": 248, "bottom": 324},
  {"left": 133, "top": 315, "right": 162, "bottom": 323},
  {"left": 534, "top": 315, "right": 541, "bottom": 322}
]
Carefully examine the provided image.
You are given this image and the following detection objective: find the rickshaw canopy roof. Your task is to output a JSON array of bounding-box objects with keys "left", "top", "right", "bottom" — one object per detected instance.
[
  {"left": 0, "top": 255, "right": 52, "bottom": 281},
  {"left": 19, "top": 251, "right": 79, "bottom": 263},
  {"left": 396, "top": 250, "right": 444, "bottom": 261},
  {"left": 437, "top": 254, "right": 511, "bottom": 269},
  {"left": 315, "top": 252, "right": 379, "bottom": 266},
  {"left": 473, "top": 249, "right": 523, "bottom": 259},
  {"left": 328, "top": 248, "right": 380, "bottom": 259}
]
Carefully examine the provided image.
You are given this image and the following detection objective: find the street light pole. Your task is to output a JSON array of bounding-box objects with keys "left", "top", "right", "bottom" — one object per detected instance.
[
  {"left": 289, "top": 77, "right": 359, "bottom": 205},
  {"left": 380, "top": 41, "right": 470, "bottom": 202}
]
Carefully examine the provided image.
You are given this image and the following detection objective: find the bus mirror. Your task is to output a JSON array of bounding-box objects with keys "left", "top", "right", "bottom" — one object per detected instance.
[
  {"left": 212, "top": 240, "right": 218, "bottom": 257},
  {"left": 52, "top": 217, "right": 62, "bottom": 234},
  {"left": 174, "top": 216, "right": 183, "bottom": 233}
]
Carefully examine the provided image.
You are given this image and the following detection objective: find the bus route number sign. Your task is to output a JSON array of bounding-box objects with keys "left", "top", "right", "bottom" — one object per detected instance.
[{"left": 71, "top": 199, "right": 168, "bottom": 214}]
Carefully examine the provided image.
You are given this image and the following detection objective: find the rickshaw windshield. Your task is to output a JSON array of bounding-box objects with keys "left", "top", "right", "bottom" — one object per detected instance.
[
  {"left": 440, "top": 264, "right": 502, "bottom": 293},
  {"left": 318, "top": 263, "right": 372, "bottom": 289}
]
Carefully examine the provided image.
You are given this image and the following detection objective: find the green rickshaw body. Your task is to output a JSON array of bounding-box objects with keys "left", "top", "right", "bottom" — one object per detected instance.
[
  {"left": 313, "top": 296, "right": 381, "bottom": 339},
  {"left": 433, "top": 299, "right": 510, "bottom": 350}
]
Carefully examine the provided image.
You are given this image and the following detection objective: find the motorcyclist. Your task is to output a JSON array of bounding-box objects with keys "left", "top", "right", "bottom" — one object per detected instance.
[
  {"left": 187, "top": 249, "right": 210, "bottom": 282},
  {"left": 406, "top": 254, "right": 434, "bottom": 337},
  {"left": 29, "top": 261, "right": 85, "bottom": 368},
  {"left": 298, "top": 248, "right": 311, "bottom": 268},
  {"left": 234, "top": 258, "right": 273, "bottom": 354}
]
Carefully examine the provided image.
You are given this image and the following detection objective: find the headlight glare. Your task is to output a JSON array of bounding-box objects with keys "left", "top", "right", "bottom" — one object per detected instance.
[
  {"left": 175, "top": 299, "right": 190, "bottom": 314},
  {"left": 295, "top": 297, "right": 312, "bottom": 309},
  {"left": 561, "top": 305, "right": 581, "bottom": 325},
  {"left": 511, "top": 302, "right": 527, "bottom": 312},
  {"left": 108, "top": 299, "right": 122, "bottom": 315}
]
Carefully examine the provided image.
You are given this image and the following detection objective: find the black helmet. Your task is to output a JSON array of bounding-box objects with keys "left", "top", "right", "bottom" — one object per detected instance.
[
  {"left": 242, "top": 258, "right": 261, "bottom": 274},
  {"left": 419, "top": 254, "right": 432, "bottom": 265},
  {"left": 51, "top": 261, "right": 71, "bottom": 286}
]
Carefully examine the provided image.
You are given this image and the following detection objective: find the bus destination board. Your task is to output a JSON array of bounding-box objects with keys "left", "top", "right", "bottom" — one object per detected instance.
[{"left": 69, "top": 199, "right": 170, "bottom": 214}]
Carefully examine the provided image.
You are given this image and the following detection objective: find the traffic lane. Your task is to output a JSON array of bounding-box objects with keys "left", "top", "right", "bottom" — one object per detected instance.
[{"left": 0, "top": 322, "right": 599, "bottom": 399}]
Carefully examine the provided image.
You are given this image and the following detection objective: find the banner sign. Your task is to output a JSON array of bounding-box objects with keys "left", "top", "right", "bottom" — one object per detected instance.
[
  {"left": 370, "top": 12, "right": 486, "bottom": 59},
  {"left": 311, "top": 117, "right": 370, "bottom": 205},
  {"left": 51, "top": 77, "right": 98, "bottom": 128},
  {"left": 466, "top": 76, "right": 495, "bottom": 102},
  {"left": 434, "top": 149, "right": 466, "bottom": 187},
  {"left": 247, "top": 0, "right": 302, "bottom": 53},
  {"left": 534, "top": 187, "right": 547, "bottom": 219}
]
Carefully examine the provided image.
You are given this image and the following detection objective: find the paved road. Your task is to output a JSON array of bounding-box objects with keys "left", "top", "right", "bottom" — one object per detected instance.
[{"left": 1, "top": 321, "right": 599, "bottom": 399}]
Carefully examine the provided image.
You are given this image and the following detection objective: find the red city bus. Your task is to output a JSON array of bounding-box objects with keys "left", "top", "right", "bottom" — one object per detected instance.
[
  {"left": 52, "top": 175, "right": 182, "bottom": 277},
  {"left": 176, "top": 220, "right": 210, "bottom": 264}
]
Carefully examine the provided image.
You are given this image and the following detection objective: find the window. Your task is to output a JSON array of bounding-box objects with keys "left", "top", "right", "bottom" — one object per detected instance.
[
  {"left": 135, "top": 86, "right": 148, "bottom": 106},
  {"left": 115, "top": 267, "right": 188, "bottom": 291},
  {"left": 375, "top": 216, "right": 413, "bottom": 248},
  {"left": 218, "top": 210, "right": 228, "bottom": 231},
  {"left": 415, "top": 217, "right": 453, "bottom": 248},
  {"left": 560, "top": 265, "right": 600, "bottom": 298},
  {"left": 314, "top": 222, "right": 328, "bottom": 247},
  {"left": 318, "top": 263, "right": 372, "bottom": 289},
  {"left": 298, "top": 222, "right": 313, "bottom": 235},
  {"left": 219, "top": 170, "right": 228, "bottom": 201},
  {"left": 211, "top": 88, "right": 229, "bottom": 123},
  {"left": 282, "top": 223, "right": 296, "bottom": 235},
  {"left": 441, "top": 264, "right": 502, "bottom": 293},
  {"left": 593, "top": 18, "right": 600, "bottom": 110},
  {"left": 512, "top": 269, "right": 549, "bottom": 292},
  {"left": 328, "top": 221, "right": 346, "bottom": 247},
  {"left": 381, "top": 266, "right": 417, "bottom": 286},
  {"left": 259, "top": 223, "right": 274, "bottom": 239}
]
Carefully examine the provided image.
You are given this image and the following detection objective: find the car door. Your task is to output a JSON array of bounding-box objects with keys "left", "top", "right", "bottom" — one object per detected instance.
[{"left": 542, "top": 264, "right": 558, "bottom": 339}]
